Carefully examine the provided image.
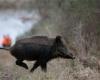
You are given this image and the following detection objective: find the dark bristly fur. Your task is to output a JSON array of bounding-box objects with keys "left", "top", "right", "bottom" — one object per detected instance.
[{"left": 0, "top": 36, "right": 75, "bottom": 72}]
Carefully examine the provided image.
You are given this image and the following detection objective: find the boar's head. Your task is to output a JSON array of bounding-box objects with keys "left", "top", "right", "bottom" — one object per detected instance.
[{"left": 53, "top": 36, "right": 75, "bottom": 59}]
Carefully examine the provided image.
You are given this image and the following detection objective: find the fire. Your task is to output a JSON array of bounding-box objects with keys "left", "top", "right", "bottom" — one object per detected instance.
[{"left": 1, "top": 35, "right": 12, "bottom": 47}]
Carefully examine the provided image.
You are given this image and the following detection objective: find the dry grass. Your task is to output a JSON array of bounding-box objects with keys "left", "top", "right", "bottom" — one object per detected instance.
[
  {"left": 0, "top": 0, "right": 35, "bottom": 9},
  {"left": 0, "top": 50, "right": 100, "bottom": 80}
]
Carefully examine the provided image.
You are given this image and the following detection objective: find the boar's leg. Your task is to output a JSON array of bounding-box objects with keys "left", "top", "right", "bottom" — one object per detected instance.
[
  {"left": 16, "top": 59, "right": 28, "bottom": 69},
  {"left": 30, "top": 61, "right": 40, "bottom": 72},
  {"left": 40, "top": 60, "right": 47, "bottom": 72},
  {"left": 30, "top": 60, "right": 47, "bottom": 72}
]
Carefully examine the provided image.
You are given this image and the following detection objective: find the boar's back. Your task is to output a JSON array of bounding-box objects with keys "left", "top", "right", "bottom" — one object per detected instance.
[{"left": 16, "top": 36, "right": 54, "bottom": 46}]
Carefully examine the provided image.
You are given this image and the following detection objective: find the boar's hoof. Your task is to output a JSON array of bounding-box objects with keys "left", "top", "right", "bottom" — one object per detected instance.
[{"left": 30, "top": 61, "right": 40, "bottom": 72}]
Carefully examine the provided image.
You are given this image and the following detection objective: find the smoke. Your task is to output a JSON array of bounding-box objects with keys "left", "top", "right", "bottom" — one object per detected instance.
[{"left": 0, "top": 10, "right": 41, "bottom": 47}]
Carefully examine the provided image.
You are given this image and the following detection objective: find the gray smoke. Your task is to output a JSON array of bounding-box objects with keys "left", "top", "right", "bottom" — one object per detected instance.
[{"left": 0, "top": 10, "right": 41, "bottom": 47}]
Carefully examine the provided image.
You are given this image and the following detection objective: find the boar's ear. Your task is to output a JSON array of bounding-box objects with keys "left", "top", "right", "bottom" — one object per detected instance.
[{"left": 55, "top": 35, "right": 62, "bottom": 43}]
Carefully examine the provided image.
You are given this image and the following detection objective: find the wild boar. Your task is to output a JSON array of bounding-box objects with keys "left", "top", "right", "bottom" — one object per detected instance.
[{"left": 0, "top": 36, "right": 75, "bottom": 72}]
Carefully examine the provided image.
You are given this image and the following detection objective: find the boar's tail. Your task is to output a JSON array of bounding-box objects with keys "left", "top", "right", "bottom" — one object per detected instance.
[{"left": 0, "top": 47, "right": 10, "bottom": 50}]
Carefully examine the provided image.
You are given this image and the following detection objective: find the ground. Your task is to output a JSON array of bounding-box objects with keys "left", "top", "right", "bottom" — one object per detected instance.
[{"left": 0, "top": 50, "right": 100, "bottom": 80}]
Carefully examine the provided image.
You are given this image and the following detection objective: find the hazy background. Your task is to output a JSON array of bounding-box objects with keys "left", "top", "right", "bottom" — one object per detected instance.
[{"left": 0, "top": 0, "right": 100, "bottom": 80}]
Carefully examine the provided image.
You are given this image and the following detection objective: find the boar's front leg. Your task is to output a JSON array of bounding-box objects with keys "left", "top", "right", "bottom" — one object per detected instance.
[{"left": 16, "top": 59, "right": 28, "bottom": 69}]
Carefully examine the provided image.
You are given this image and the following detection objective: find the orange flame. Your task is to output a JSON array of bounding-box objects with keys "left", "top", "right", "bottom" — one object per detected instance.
[{"left": 2, "top": 35, "right": 12, "bottom": 47}]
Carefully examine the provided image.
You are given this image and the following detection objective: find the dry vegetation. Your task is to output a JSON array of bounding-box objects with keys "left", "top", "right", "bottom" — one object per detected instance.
[{"left": 0, "top": 0, "right": 100, "bottom": 80}]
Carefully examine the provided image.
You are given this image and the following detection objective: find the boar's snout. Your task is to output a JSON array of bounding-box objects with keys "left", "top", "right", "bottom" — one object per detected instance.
[
  {"left": 57, "top": 47, "right": 75, "bottom": 59},
  {"left": 66, "top": 52, "right": 75, "bottom": 59}
]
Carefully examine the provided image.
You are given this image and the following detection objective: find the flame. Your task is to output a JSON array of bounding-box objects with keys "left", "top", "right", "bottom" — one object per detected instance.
[{"left": 2, "top": 35, "right": 12, "bottom": 47}]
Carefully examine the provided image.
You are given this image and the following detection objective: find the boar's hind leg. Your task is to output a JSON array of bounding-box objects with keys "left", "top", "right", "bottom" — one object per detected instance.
[
  {"left": 30, "top": 61, "right": 40, "bottom": 72},
  {"left": 16, "top": 59, "right": 28, "bottom": 69}
]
